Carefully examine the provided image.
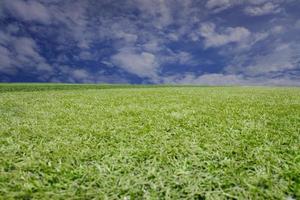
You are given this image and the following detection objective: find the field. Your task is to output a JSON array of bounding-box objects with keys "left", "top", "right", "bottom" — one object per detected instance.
[{"left": 0, "top": 84, "right": 299, "bottom": 199}]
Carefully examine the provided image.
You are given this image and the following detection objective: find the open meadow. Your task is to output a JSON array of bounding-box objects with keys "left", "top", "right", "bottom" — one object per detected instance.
[{"left": 0, "top": 84, "right": 299, "bottom": 199}]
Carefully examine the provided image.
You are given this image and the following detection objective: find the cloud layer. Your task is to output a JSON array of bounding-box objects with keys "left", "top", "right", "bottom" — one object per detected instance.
[{"left": 0, "top": 0, "right": 299, "bottom": 85}]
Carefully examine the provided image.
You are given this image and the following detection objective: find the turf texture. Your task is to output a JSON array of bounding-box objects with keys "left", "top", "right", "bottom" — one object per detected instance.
[{"left": 0, "top": 85, "right": 299, "bottom": 199}]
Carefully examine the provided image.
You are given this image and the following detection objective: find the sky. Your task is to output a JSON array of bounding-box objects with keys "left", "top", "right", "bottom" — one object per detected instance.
[{"left": 0, "top": 0, "right": 300, "bottom": 85}]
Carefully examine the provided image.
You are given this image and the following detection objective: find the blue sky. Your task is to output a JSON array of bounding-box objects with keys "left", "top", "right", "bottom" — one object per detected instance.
[{"left": 0, "top": 0, "right": 300, "bottom": 85}]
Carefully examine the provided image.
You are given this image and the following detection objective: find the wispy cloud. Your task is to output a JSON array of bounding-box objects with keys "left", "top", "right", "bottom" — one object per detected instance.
[
  {"left": 3, "top": 0, "right": 51, "bottom": 24},
  {"left": 244, "top": 2, "right": 282, "bottom": 16},
  {"left": 111, "top": 48, "right": 159, "bottom": 79},
  {"left": 199, "top": 22, "right": 251, "bottom": 48},
  {"left": 226, "top": 42, "right": 300, "bottom": 76},
  {"left": 0, "top": 31, "right": 52, "bottom": 77},
  {"left": 163, "top": 73, "right": 300, "bottom": 86}
]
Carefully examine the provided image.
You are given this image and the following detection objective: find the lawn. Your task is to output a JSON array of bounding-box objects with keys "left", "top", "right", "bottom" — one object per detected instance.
[{"left": 0, "top": 84, "right": 299, "bottom": 199}]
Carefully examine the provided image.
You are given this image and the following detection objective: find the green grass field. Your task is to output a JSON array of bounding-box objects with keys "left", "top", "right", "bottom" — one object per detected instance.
[{"left": 0, "top": 84, "right": 299, "bottom": 199}]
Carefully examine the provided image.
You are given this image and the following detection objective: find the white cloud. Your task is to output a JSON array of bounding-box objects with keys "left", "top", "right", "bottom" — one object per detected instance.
[
  {"left": 115, "top": 32, "right": 138, "bottom": 43},
  {"left": 271, "top": 25, "right": 284, "bottom": 34},
  {"left": 205, "top": 0, "right": 265, "bottom": 12},
  {"left": 244, "top": 2, "right": 282, "bottom": 16},
  {"left": 177, "top": 52, "right": 194, "bottom": 65},
  {"left": 205, "top": 0, "right": 234, "bottom": 12},
  {"left": 244, "top": 44, "right": 299, "bottom": 74},
  {"left": 225, "top": 42, "right": 300, "bottom": 76},
  {"left": 50, "top": 1, "right": 91, "bottom": 49},
  {"left": 163, "top": 73, "right": 300, "bottom": 86},
  {"left": 134, "top": 0, "right": 173, "bottom": 29},
  {"left": 3, "top": 0, "right": 51, "bottom": 24},
  {"left": 0, "top": 45, "right": 14, "bottom": 74},
  {"left": 295, "top": 20, "right": 300, "bottom": 29},
  {"left": 199, "top": 22, "right": 251, "bottom": 48},
  {"left": 0, "top": 31, "right": 52, "bottom": 76},
  {"left": 78, "top": 51, "right": 94, "bottom": 61},
  {"left": 5, "top": 24, "right": 20, "bottom": 34},
  {"left": 217, "top": 31, "right": 269, "bottom": 55},
  {"left": 53, "top": 65, "right": 130, "bottom": 83},
  {"left": 72, "top": 69, "right": 90, "bottom": 80},
  {"left": 168, "top": 33, "right": 179, "bottom": 41},
  {"left": 163, "top": 51, "right": 198, "bottom": 66},
  {"left": 111, "top": 48, "right": 159, "bottom": 78},
  {"left": 14, "top": 37, "right": 43, "bottom": 61},
  {"left": 216, "top": 23, "right": 288, "bottom": 56},
  {"left": 143, "top": 41, "right": 162, "bottom": 52},
  {"left": 205, "top": 0, "right": 283, "bottom": 14},
  {"left": 189, "top": 32, "right": 199, "bottom": 41}
]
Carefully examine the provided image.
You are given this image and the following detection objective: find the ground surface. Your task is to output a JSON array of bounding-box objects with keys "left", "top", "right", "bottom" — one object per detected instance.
[{"left": 0, "top": 84, "right": 299, "bottom": 199}]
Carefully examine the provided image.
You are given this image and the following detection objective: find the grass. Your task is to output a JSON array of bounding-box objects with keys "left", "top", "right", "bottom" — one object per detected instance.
[
  {"left": 0, "top": 83, "right": 153, "bottom": 92},
  {"left": 0, "top": 84, "right": 299, "bottom": 199}
]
